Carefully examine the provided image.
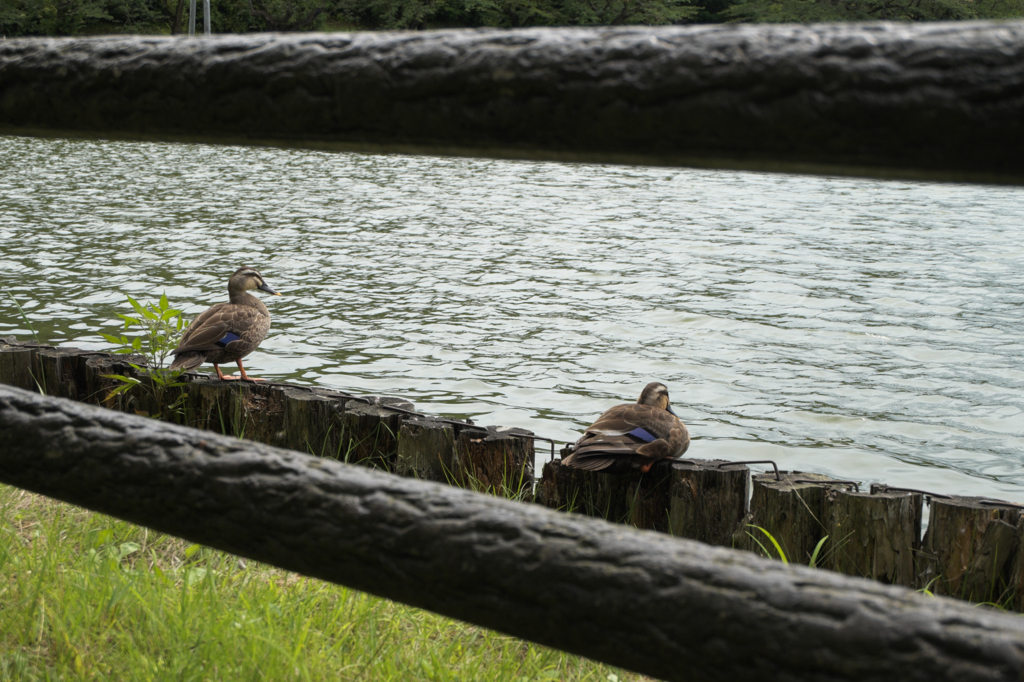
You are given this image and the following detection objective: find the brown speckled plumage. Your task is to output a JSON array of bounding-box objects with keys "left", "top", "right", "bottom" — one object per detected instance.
[
  {"left": 561, "top": 382, "right": 689, "bottom": 474},
  {"left": 169, "top": 267, "right": 280, "bottom": 381}
]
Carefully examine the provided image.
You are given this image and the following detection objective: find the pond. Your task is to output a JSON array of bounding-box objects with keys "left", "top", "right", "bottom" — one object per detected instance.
[{"left": 1, "top": 134, "right": 1022, "bottom": 500}]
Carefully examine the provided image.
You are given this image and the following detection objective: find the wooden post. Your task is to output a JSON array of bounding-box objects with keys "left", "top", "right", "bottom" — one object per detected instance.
[
  {"left": 0, "top": 339, "right": 38, "bottom": 392},
  {"left": 341, "top": 397, "right": 413, "bottom": 471},
  {"left": 228, "top": 382, "right": 288, "bottom": 447},
  {"left": 182, "top": 379, "right": 240, "bottom": 435},
  {"left": 668, "top": 460, "right": 749, "bottom": 547},
  {"left": 81, "top": 354, "right": 128, "bottom": 408},
  {"left": 1009, "top": 515, "right": 1024, "bottom": 612},
  {"left": 395, "top": 417, "right": 456, "bottom": 483},
  {"left": 823, "top": 486, "right": 922, "bottom": 587},
  {"left": 915, "top": 494, "right": 1021, "bottom": 604},
  {"left": 36, "top": 348, "right": 92, "bottom": 401},
  {"left": 741, "top": 472, "right": 853, "bottom": 564},
  {"left": 536, "top": 456, "right": 673, "bottom": 531},
  {"left": 281, "top": 387, "right": 343, "bottom": 456},
  {"left": 454, "top": 426, "right": 536, "bottom": 501}
]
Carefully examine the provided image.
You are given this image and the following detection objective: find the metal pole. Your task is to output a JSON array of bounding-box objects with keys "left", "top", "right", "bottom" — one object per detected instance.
[
  {"left": 203, "top": 0, "right": 211, "bottom": 35},
  {"left": 188, "top": 0, "right": 196, "bottom": 36}
]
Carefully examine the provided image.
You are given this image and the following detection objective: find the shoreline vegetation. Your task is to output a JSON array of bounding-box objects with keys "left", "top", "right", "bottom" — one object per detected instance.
[
  {"left": 0, "top": 484, "right": 647, "bottom": 681},
  {"left": 2, "top": 0, "right": 1024, "bottom": 41}
]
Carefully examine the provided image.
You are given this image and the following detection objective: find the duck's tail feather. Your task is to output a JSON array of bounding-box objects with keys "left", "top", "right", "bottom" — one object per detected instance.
[
  {"left": 169, "top": 352, "right": 205, "bottom": 371},
  {"left": 561, "top": 453, "right": 618, "bottom": 471}
]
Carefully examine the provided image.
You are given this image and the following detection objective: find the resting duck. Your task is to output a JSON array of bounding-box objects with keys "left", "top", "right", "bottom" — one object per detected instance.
[
  {"left": 561, "top": 382, "right": 690, "bottom": 474},
  {"left": 169, "top": 266, "right": 280, "bottom": 381}
]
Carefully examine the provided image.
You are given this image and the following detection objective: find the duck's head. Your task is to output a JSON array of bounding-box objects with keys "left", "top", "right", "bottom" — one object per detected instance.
[
  {"left": 637, "top": 381, "right": 678, "bottom": 416},
  {"left": 229, "top": 266, "right": 281, "bottom": 296}
]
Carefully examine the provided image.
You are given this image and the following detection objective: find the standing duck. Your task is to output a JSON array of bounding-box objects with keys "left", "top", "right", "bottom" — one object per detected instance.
[
  {"left": 169, "top": 266, "right": 280, "bottom": 381},
  {"left": 561, "top": 382, "right": 689, "bottom": 474}
]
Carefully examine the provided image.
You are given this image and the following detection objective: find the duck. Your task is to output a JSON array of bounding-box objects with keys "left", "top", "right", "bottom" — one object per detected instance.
[
  {"left": 169, "top": 266, "right": 281, "bottom": 381},
  {"left": 561, "top": 382, "right": 689, "bottom": 474}
]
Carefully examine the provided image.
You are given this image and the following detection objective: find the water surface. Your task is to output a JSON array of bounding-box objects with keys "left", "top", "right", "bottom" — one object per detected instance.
[{"left": 1, "top": 135, "right": 1022, "bottom": 500}]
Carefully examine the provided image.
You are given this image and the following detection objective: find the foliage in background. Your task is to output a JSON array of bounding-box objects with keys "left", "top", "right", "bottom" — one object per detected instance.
[
  {"left": 3, "top": 0, "right": 1022, "bottom": 34},
  {"left": 722, "top": 0, "right": 1024, "bottom": 21}
]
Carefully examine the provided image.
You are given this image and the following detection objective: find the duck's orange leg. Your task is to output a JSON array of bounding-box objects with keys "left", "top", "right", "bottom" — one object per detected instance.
[
  {"left": 214, "top": 364, "right": 240, "bottom": 381},
  {"left": 236, "top": 359, "right": 264, "bottom": 382}
]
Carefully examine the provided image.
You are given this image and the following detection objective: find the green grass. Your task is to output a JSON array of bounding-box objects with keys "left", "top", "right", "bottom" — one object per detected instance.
[{"left": 0, "top": 485, "right": 648, "bottom": 682}]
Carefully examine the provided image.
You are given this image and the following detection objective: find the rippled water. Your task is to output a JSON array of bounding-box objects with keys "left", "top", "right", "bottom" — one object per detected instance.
[{"left": 2, "top": 134, "right": 1023, "bottom": 499}]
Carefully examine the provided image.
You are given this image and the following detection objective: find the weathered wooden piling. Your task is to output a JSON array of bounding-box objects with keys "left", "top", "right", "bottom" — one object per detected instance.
[
  {"left": 10, "top": 336, "right": 1024, "bottom": 612},
  {"left": 912, "top": 492, "right": 1021, "bottom": 603},
  {"left": 537, "top": 457, "right": 748, "bottom": 542},
  {"left": 395, "top": 417, "right": 456, "bottom": 482},
  {"left": 454, "top": 426, "right": 535, "bottom": 499},
  {"left": 536, "top": 455, "right": 675, "bottom": 531},
  {"left": 0, "top": 342, "right": 36, "bottom": 392},
  {"left": 740, "top": 472, "right": 855, "bottom": 564},
  {"left": 668, "top": 460, "right": 749, "bottom": 546},
  {"left": 0, "top": 338, "right": 534, "bottom": 497},
  {"left": 341, "top": 396, "right": 414, "bottom": 470},
  {"left": 823, "top": 485, "right": 923, "bottom": 587},
  {"left": 280, "top": 387, "right": 340, "bottom": 454}
]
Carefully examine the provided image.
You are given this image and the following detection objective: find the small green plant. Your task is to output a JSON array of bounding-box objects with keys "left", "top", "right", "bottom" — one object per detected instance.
[
  {"left": 808, "top": 534, "right": 829, "bottom": 569},
  {"left": 101, "top": 293, "right": 184, "bottom": 369},
  {"left": 747, "top": 525, "right": 790, "bottom": 564},
  {"left": 746, "top": 525, "right": 831, "bottom": 568},
  {"left": 100, "top": 294, "right": 188, "bottom": 419}
]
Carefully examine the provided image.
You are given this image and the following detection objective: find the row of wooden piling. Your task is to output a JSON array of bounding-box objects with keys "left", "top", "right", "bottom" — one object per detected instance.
[{"left": 2, "top": 337, "right": 1023, "bottom": 609}]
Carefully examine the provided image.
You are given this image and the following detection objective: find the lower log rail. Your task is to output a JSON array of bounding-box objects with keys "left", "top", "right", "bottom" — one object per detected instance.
[
  {"left": 3, "top": 383, "right": 1024, "bottom": 682},
  {"left": 6, "top": 337, "right": 1024, "bottom": 612}
]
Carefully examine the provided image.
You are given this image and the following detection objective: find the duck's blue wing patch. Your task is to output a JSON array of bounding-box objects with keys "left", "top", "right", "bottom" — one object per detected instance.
[
  {"left": 628, "top": 427, "right": 657, "bottom": 443},
  {"left": 215, "top": 331, "right": 242, "bottom": 348}
]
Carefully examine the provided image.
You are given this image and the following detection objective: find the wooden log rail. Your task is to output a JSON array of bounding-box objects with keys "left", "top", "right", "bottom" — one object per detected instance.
[
  {"left": 2, "top": 22, "right": 1024, "bottom": 184},
  {"left": 5, "top": 336, "right": 1024, "bottom": 612},
  {"left": 4, "top": 383, "right": 1024, "bottom": 682}
]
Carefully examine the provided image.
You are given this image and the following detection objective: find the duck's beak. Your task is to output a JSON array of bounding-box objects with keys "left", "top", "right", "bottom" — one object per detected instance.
[
  {"left": 258, "top": 281, "right": 281, "bottom": 296},
  {"left": 666, "top": 405, "right": 679, "bottom": 417}
]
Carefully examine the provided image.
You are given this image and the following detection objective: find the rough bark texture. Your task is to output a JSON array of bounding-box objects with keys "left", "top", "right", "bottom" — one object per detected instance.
[
  {"left": 0, "top": 345, "right": 37, "bottom": 393},
  {"left": 740, "top": 472, "right": 848, "bottom": 563},
  {"left": 1012, "top": 517, "right": 1024, "bottom": 612},
  {"left": 537, "top": 456, "right": 675, "bottom": 531},
  {"left": 453, "top": 426, "right": 535, "bottom": 499},
  {"left": 917, "top": 496, "right": 1020, "bottom": 603},
  {"left": 668, "top": 459, "right": 748, "bottom": 546},
  {"left": 341, "top": 396, "right": 414, "bottom": 470},
  {"left": 2, "top": 24, "right": 1024, "bottom": 183},
  {"left": 824, "top": 488, "right": 923, "bottom": 587},
  {"left": 395, "top": 417, "right": 456, "bottom": 482},
  {"left": 3, "top": 384, "right": 1024, "bottom": 682}
]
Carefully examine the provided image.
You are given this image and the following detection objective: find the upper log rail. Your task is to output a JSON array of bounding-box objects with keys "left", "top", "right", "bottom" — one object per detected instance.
[
  {"left": 3, "top": 383, "right": 1024, "bottom": 682},
  {"left": 2, "top": 22, "right": 1024, "bottom": 184}
]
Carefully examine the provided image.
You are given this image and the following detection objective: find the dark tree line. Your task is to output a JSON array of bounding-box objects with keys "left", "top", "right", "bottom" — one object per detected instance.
[{"left": 2, "top": 0, "right": 1022, "bottom": 38}]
